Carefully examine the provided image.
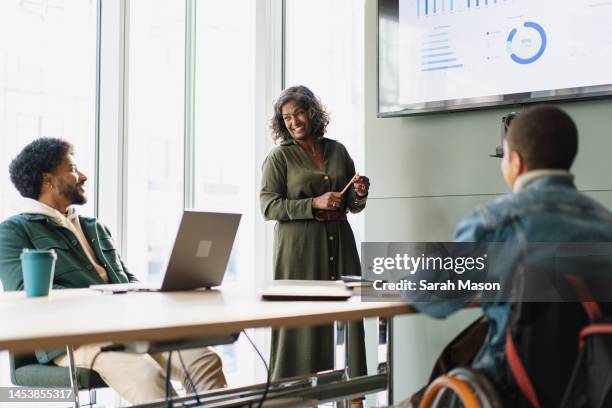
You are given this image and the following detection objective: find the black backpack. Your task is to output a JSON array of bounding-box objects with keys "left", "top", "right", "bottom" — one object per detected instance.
[
  {"left": 506, "top": 275, "right": 612, "bottom": 408},
  {"left": 561, "top": 315, "right": 612, "bottom": 407}
]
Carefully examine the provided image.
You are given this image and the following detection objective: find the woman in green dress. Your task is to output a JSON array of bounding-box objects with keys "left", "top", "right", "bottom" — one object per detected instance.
[{"left": 260, "top": 85, "right": 371, "bottom": 384}]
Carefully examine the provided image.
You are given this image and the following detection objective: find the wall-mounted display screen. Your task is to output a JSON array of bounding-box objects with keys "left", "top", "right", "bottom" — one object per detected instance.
[{"left": 378, "top": 0, "right": 612, "bottom": 116}]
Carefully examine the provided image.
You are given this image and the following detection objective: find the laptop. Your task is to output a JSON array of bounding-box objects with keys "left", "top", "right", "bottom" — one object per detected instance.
[{"left": 91, "top": 210, "right": 241, "bottom": 293}]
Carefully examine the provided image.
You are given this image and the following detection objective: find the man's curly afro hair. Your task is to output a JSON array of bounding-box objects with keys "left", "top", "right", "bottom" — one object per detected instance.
[{"left": 9, "top": 137, "right": 73, "bottom": 199}]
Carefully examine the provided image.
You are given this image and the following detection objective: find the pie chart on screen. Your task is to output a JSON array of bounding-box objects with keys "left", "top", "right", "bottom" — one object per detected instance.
[{"left": 507, "top": 21, "right": 547, "bottom": 65}]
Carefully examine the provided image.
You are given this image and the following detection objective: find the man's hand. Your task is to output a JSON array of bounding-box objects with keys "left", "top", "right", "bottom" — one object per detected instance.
[{"left": 312, "top": 192, "right": 343, "bottom": 210}]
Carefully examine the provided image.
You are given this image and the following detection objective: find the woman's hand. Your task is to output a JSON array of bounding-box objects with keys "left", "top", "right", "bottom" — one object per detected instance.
[
  {"left": 312, "top": 192, "right": 343, "bottom": 210},
  {"left": 353, "top": 174, "right": 370, "bottom": 197}
]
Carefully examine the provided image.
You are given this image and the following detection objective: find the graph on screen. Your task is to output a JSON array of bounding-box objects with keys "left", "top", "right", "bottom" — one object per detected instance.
[{"left": 379, "top": 0, "right": 612, "bottom": 115}]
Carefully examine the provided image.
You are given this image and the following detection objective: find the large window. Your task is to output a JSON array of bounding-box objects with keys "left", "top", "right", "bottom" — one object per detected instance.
[
  {"left": 193, "top": 0, "right": 259, "bottom": 387},
  {"left": 0, "top": 0, "right": 98, "bottom": 221},
  {"left": 284, "top": 0, "right": 366, "bottom": 239},
  {"left": 124, "top": 0, "right": 265, "bottom": 387},
  {"left": 126, "top": 0, "right": 186, "bottom": 283},
  {"left": 193, "top": 0, "right": 256, "bottom": 285}
]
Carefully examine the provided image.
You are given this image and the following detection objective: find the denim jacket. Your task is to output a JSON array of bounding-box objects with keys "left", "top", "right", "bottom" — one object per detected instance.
[{"left": 414, "top": 173, "right": 612, "bottom": 380}]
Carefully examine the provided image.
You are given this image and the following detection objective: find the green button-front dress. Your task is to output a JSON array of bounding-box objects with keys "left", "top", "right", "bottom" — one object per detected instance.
[{"left": 260, "top": 137, "right": 367, "bottom": 380}]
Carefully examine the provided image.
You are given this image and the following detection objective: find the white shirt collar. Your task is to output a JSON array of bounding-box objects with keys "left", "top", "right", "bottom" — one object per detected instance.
[{"left": 18, "top": 197, "right": 78, "bottom": 227}]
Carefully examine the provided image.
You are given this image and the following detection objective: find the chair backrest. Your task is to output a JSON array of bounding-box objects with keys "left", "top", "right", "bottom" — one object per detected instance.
[
  {"left": 1, "top": 287, "right": 39, "bottom": 385},
  {"left": 9, "top": 352, "right": 41, "bottom": 385}
]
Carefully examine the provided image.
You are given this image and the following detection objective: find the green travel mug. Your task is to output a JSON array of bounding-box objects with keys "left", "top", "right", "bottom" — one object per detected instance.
[{"left": 20, "top": 249, "right": 57, "bottom": 297}]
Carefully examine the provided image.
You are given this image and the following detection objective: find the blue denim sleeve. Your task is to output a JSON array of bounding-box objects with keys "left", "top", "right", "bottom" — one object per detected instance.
[
  {"left": 453, "top": 210, "right": 486, "bottom": 243},
  {"left": 403, "top": 211, "right": 486, "bottom": 319},
  {"left": 410, "top": 299, "right": 468, "bottom": 319}
]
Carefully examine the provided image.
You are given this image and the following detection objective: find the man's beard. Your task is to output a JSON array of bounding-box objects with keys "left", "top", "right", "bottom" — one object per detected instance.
[{"left": 58, "top": 180, "right": 87, "bottom": 205}]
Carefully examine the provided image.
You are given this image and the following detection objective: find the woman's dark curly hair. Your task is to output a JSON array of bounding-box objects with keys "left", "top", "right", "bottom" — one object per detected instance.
[
  {"left": 9, "top": 137, "right": 73, "bottom": 199},
  {"left": 271, "top": 85, "right": 330, "bottom": 143}
]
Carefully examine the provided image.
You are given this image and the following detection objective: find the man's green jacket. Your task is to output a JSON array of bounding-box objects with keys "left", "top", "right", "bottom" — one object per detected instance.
[{"left": 0, "top": 213, "right": 137, "bottom": 363}]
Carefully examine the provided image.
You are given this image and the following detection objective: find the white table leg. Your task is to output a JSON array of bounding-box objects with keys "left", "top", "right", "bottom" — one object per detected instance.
[
  {"left": 377, "top": 317, "right": 394, "bottom": 406},
  {"left": 334, "top": 320, "right": 350, "bottom": 408}
]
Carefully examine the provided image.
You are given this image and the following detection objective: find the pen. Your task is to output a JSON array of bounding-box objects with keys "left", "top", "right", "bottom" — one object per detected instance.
[{"left": 340, "top": 173, "right": 358, "bottom": 195}]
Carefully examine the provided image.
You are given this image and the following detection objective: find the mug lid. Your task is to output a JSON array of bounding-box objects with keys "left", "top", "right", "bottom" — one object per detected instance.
[{"left": 20, "top": 248, "right": 57, "bottom": 259}]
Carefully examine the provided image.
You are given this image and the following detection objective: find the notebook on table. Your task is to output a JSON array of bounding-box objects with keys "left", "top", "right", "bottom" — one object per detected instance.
[{"left": 261, "top": 280, "right": 352, "bottom": 301}]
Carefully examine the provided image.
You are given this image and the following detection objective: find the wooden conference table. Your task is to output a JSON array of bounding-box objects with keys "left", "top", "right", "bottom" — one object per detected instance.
[{"left": 0, "top": 284, "right": 414, "bottom": 407}]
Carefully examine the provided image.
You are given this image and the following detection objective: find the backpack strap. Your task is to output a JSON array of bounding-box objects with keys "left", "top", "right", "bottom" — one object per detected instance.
[
  {"left": 579, "top": 324, "right": 612, "bottom": 350},
  {"left": 506, "top": 328, "right": 542, "bottom": 408},
  {"left": 565, "top": 274, "right": 602, "bottom": 322}
]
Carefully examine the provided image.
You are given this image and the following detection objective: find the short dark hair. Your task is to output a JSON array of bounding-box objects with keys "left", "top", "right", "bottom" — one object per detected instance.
[
  {"left": 270, "top": 85, "right": 330, "bottom": 143},
  {"left": 9, "top": 138, "right": 74, "bottom": 199},
  {"left": 506, "top": 105, "right": 578, "bottom": 170}
]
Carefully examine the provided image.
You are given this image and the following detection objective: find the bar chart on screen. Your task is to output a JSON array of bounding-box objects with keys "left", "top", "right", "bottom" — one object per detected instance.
[
  {"left": 420, "top": 31, "right": 463, "bottom": 72},
  {"left": 416, "top": 0, "right": 515, "bottom": 17}
]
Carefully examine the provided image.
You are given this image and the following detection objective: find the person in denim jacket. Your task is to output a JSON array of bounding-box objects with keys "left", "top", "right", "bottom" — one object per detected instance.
[{"left": 412, "top": 106, "right": 612, "bottom": 383}]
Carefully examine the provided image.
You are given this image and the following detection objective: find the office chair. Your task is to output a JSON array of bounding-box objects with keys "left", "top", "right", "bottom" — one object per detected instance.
[{"left": 9, "top": 350, "right": 108, "bottom": 406}]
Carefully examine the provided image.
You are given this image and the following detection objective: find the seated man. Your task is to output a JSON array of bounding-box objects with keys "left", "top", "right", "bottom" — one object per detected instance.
[
  {"left": 413, "top": 106, "right": 612, "bottom": 384},
  {"left": 0, "top": 138, "right": 226, "bottom": 404}
]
